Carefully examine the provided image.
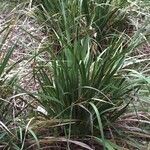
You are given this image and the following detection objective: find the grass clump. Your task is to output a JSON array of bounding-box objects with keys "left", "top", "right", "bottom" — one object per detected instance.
[
  {"left": 0, "top": 0, "right": 149, "bottom": 149},
  {"left": 31, "top": 30, "right": 149, "bottom": 149},
  {"left": 21, "top": 0, "right": 150, "bottom": 149},
  {"left": 31, "top": 0, "right": 134, "bottom": 53}
]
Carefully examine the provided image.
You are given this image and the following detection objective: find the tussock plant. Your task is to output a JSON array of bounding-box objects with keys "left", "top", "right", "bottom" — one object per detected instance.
[
  {"left": 31, "top": 30, "right": 149, "bottom": 149},
  {"left": 20, "top": 0, "right": 150, "bottom": 149},
  {"left": 31, "top": 0, "right": 133, "bottom": 53},
  {"left": 0, "top": 0, "right": 149, "bottom": 149}
]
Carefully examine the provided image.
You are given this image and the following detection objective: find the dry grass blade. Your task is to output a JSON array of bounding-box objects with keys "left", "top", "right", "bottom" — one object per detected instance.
[
  {"left": 25, "top": 137, "right": 94, "bottom": 150},
  {"left": 0, "top": 121, "right": 14, "bottom": 136}
]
